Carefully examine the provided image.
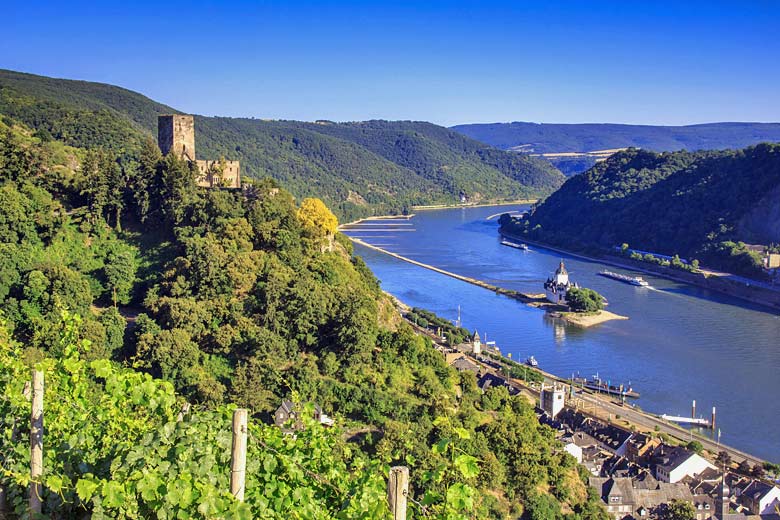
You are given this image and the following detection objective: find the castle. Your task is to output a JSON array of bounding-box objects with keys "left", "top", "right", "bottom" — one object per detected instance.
[
  {"left": 544, "top": 260, "right": 578, "bottom": 305},
  {"left": 157, "top": 114, "right": 241, "bottom": 189}
]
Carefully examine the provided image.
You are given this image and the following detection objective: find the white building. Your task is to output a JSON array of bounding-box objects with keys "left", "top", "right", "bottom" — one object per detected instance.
[
  {"left": 544, "top": 260, "right": 578, "bottom": 304},
  {"left": 540, "top": 382, "right": 566, "bottom": 419},
  {"left": 472, "top": 330, "right": 481, "bottom": 355},
  {"left": 740, "top": 480, "right": 780, "bottom": 515},
  {"left": 655, "top": 448, "right": 716, "bottom": 483},
  {"left": 562, "top": 438, "right": 584, "bottom": 463}
]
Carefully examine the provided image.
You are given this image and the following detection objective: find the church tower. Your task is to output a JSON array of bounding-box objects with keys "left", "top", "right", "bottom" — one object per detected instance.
[
  {"left": 158, "top": 114, "right": 196, "bottom": 161},
  {"left": 472, "top": 331, "right": 482, "bottom": 355},
  {"left": 717, "top": 472, "right": 730, "bottom": 519}
]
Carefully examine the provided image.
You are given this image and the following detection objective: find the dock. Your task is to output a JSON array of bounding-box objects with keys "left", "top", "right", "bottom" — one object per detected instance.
[{"left": 660, "top": 415, "right": 712, "bottom": 428}]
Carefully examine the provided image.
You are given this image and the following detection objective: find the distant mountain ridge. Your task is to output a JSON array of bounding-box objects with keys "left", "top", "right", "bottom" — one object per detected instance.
[
  {"left": 452, "top": 121, "right": 780, "bottom": 176},
  {"left": 451, "top": 121, "right": 780, "bottom": 153},
  {"left": 0, "top": 69, "right": 564, "bottom": 220}
]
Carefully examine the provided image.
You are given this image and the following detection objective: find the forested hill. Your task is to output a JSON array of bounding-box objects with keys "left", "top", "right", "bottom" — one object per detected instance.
[
  {"left": 511, "top": 145, "right": 780, "bottom": 278},
  {"left": 0, "top": 69, "right": 564, "bottom": 220},
  {"left": 0, "top": 107, "right": 606, "bottom": 517},
  {"left": 451, "top": 121, "right": 780, "bottom": 153}
]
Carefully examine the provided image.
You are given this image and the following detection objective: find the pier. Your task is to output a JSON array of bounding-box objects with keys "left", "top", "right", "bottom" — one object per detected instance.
[{"left": 660, "top": 415, "right": 711, "bottom": 428}]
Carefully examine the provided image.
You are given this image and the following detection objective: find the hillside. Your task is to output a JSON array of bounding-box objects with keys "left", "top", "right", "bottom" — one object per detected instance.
[
  {"left": 505, "top": 145, "right": 780, "bottom": 278},
  {"left": 0, "top": 69, "right": 564, "bottom": 221},
  {"left": 452, "top": 121, "right": 780, "bottom": 176},
  {"left": 0, "top": 112, "right": 606, "bottom": 518}
]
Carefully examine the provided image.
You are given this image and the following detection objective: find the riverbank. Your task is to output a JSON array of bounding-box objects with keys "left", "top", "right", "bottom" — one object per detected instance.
[
  {"left": 412, "top": 199, "right": 537, "bottom": 211},
  {"left": 338, "top": 213, "right": 414, "bottom": 229},
  {"left": 349, "top": 236, "right": 629, "bottom": 326},
  {"left": 500, "top": 230, "right": 780, "bottom": 312}
]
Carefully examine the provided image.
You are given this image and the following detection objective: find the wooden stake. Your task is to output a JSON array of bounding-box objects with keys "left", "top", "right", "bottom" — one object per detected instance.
[
  {"left": 30, "top": 370, "right": 44, "bottom": 517},
  {"left": 387, "top": 466, "right": 409, "bottom": 519},
  {"left": 230, "top": 409, "right": 248, "bottom": 501},
  {"left": 176, "top": 402, "right": 191, "bottom": 423}
]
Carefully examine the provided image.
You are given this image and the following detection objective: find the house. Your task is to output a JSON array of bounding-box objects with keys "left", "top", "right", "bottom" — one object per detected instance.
[
  {"left": 450, "top": 356, "right": 480, "bottom": 374},
  {"left": 625, "top": 433, "right": 662, "bottom": 465},
  {"left": 274, "top": 400, "right": 334, "bottom": 432},
  {"left": 476, "top": 373, "right": 519, "bottom": 395},
  {"left": 555, "top": 409, "right": 633, "bottom": 455},
  {"left": 595, "top": 476, "right": 636, "bottom": 518},
  {"left": 739, "top": 480, "right": 780, "bottom": 516},
  {"left": 560, "top": 433, "right": 586, "bottom": 463},
  {"left": 443, "top": 350, "right": 466, "bottom": 365},
  {"left": 591, "top": 476, "right": 699, "bottom": 520},
  {"left": 653, "top": 446, "right": 716, "bottom": 483}
]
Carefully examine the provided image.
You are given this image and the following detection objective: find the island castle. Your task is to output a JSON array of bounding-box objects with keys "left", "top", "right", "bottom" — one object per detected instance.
[
  {"left": 544, "top": 259, "right": 578, "bottom": 305},
  {"left": 157, "top": 114, "right": 241, "bottom": 189}
]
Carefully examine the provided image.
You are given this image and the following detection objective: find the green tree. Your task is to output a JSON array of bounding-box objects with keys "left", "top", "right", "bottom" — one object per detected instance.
[
  {"left": 104, "top": 248, "right": 138, "bottom": 306},
  {"left": 686, "top": 440, "right": 703, "bottom": 454},
  {"left": 566, "top": 287, "right": 604, "bottom": 313},
  {"left": 661, "top": 499, "right": 695, "bottom": 520}
]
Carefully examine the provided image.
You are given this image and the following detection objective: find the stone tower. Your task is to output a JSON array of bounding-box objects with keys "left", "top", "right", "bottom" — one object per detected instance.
[
  {"left": 540, "top": 382, "right": 565, "bottom": 419},
  {"left": 158, "top": 114, "right": 196, "bottom": 161}
]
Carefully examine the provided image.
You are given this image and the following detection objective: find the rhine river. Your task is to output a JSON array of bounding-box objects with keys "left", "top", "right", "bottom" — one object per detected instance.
[{"left": 341, "top": 205, "right": 780, "bottom": 462}]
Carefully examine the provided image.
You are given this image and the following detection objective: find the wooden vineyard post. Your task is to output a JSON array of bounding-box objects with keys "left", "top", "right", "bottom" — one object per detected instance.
[
  {"left": 30, "top": 370, "right": 44, "bottom": 517},
  {"left": 387, "top": 466, "right": 409, "bottom": 519},
  {"left": 230, "top": 408, "right": 248, "bottom": 501}
]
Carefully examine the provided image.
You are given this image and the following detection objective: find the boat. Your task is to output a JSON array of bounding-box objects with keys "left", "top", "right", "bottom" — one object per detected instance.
[
  {"left": 501, "top": 239, "right": 529, "bottom": 250},
  {"left": 573, "top": 374, "right": 640, "bottom": 398},
  {"left": 526, "top": 356, "right": 538, "bottom": 367},
  {"left": 598, "top": 270, "right": 649, "bottom": 287}
]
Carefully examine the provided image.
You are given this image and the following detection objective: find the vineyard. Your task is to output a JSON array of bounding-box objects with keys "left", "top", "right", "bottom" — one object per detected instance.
[{"left": 0, "top": 313, "right": 487, "bottom": 519}]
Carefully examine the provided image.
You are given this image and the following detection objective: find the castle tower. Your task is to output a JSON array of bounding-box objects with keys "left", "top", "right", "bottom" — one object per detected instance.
[
  {"left": 540, "top": 382, "right": 565, "bottom": 419},
  {"left": 554, "top": 260, "right": 569, "bottom": 285},
  {"left": 472, "top": 330, "right": 482, "bottom": 355},
  {"left": 158, "top": 114, "right": 196, "bottom": 161}
]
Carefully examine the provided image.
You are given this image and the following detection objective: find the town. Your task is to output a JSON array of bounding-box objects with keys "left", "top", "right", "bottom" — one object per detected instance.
[{"left": 411, "top": 318, "right": 780, "bottom": 520}]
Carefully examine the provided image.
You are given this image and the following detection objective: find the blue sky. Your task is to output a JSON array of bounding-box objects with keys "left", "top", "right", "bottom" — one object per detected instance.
[{"left": 2, "top": 1, "right": 779, "bottom": 126}]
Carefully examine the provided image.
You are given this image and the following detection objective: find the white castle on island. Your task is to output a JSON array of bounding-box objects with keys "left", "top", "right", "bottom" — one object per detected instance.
[{"left": 544, "top": 260, "right": 578, "bottom": 305}]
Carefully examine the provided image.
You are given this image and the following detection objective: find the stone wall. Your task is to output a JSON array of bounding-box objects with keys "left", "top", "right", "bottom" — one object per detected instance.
[{"left": 195, "top": 160, "right": 241, "bottom": 188}]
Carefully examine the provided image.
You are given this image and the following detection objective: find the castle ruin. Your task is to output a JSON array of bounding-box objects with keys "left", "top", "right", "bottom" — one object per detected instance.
[{"left": 157, "top": 114, "right": 241, "bottom": 189}]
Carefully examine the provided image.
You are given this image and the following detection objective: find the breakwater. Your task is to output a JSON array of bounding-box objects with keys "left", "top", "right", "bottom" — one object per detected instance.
[
  {"left": 349, "top": 237, "right": 550, "bottom": 306},
  {"left": 349, "top": 237, "right": 628, "bottom": 326}
]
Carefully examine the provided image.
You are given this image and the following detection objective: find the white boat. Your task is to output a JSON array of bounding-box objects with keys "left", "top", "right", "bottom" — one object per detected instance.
[
  {"left": 598, "top": 270, "right": 649, "bottom": 287},
  {"left": 526, "top": 356, "right": 538, "bottom": 367},
  {"left": 501, "top": 239, "right": 529, "bottom": 250}
]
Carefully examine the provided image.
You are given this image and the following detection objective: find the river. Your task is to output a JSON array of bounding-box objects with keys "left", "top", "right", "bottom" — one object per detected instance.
[{"left": 341, "top": 205, "right": 780, "bottom": 462}]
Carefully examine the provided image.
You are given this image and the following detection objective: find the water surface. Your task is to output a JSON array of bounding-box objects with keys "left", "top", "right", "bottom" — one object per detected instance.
[{"left": 343, "top": 205, "right": 780, "bottom": 461}]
